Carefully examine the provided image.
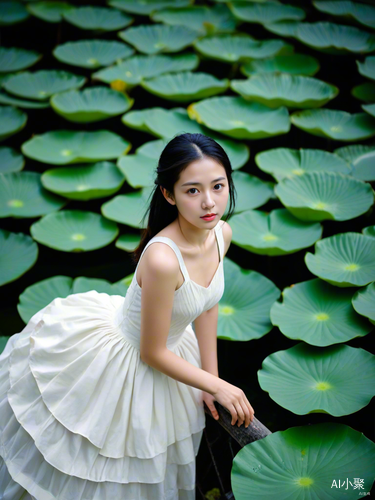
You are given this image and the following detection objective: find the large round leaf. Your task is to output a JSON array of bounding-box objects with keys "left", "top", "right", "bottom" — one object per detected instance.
[
  {"left": 0, "top": 1, "right": 29, "bottom": 25},
  {"left": 151, "top": 4, "right": 238, "bottom": 35},
  {"left": 274, "top": 171, "right": 374, "bottom": 221},
  {"left": 30, "top": 210, "right": 119, "bottom": 252},
  {"left": 3, "top": 70, "right": 86, "bottom": 101},
  {"left": 241, "top": 53, "right": 320, "bottom": 77},
  {"left": 232, "top": 422, "right": 375, "bottom": 499},
  {"left": 140, "top": 71, "right": 229, "bottom": 102},
  {"left": 118, "top": 23, "right": 199, "bottom": 54},
  {"left": 0, "top": 47, "right": 42, "bottom": 73},
  {"left": 313, "top": 1, "right": 375, "bottom": 30},
  {"left": 62, "top": 6, "right": 133, "bottom": 31},
  {"left": 352, "top": 282, "right": 375, "bottom": 325},
  {"left": 194, "top": 34, "right": 292, "bottom": 63},
  {"left": 0, "top": 171, "right": 66, "bottom": 217},
  {"left": 21, "top": 130, "right": 130, "bottom": 164},
  {"left": 230, "top": 208, "right": 322, "bottom": 256},
  {"left": 305, "top": 232, "right": 375, "bottom": 287},
  {"left": 357, "top": 55, "right": 375, "bottom": 81},
  {"left": 270, "top": 278, "right": 372, "bottom": 346},
  {"left": 264, "top": 20, "right": 300, "bottom": 38},
  {"left": 108, "top": 0, "right": 191, "bottom": 16},
  {"left": 187, "top": 96, "right": 290, "bottom": 139},
  {"left": 0, "top": 105, "right": 27, "bottom": 142},
  {"left": 0, "top": 147, "right": 24, "bottom": 174},
  {"left": 0, "top": 91, "right": 50, "bottom": 109},
  {"left": 53, "top": 39, "right": 134, "bottom": 69},
  {"left": 217, "top": 258, "right": 280, "bottom": 341},
  {"left": 258, "top": 343, "right": 375, "bottom": 416},
  {"left": 231, "top": 73, "right": 338, "bottom": 108},
  {"left": 92, "top": 53, "right": 198, "bottom": 86},
  {"left": 0, "top": 228, "right": 38, "bottom": 286},
  {"left": 50, "top": 86, "right": 134, "bottom": 123},
  {"left": 26, "top": 1, "right": 74, "bottom": 22},
  {"left": 351, "top": 81, "right": 375, "bottom": 102},
  {"left": 256, "top": 147, "right": 350, "bottom": 181},
  {"left": 291, "top": 108, "right": 375, "bottom": 141},
  {"left": 229, "top": 2, "right": 305, "bottom": 24},
  {"left": 41, "top": 161, "right": 125, "bottom": 200},
  {"left": 334, "top": 144, "right": 375, "bottom": 181},
  {"left": 362, "top": 102, "right": 375, "bottom": 119},
  {"left": 101, "top": 186, "right": 154, "bottom": 228}
]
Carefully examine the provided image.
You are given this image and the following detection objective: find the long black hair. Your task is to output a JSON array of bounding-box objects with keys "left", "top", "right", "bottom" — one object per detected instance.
[{"left": 130, "top": 132, "right": 237, "bottom": 266}]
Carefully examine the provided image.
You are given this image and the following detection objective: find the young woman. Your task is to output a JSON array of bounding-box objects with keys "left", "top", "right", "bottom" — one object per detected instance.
[{"left": 0, "top": 132, "right": 254, "bottom": 499}]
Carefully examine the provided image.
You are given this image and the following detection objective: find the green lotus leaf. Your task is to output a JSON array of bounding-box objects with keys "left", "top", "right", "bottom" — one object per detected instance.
[
  {"left": 231, "top": 73, "right": 338, "bottom": 108},
  {"left": 270, "top": 278, "right": 372, "bottom": 347},
  {"left": 101, "top": 186, "right": 154, "bottom": 227},
  {"left": 117, "top": 153, "right": 158, "bottom": 189},
  {"left": 229, "top": 2, "right": 305, "bottom": 24},
  {"left": 30, "top": 210, "right": 119, "bottom": 252},
  {"left": 62, "top": 6, "right": 133, "bottom": 31},
  {"left": 0, "top": 91, "right": 50, "bottom": 108},
  {"left": 351, "top": 81, "right": 375, "bottom": 102},
  {"left": 217, "top": 258, "right": 280, "bottom": 341},
  {"left": 41, "top": 161, "right": 125, "bottom": 200},
  {"left": 50, "top": 86, "right": 134, "bottom": 123},
  {"left": 26, "top": 1, "right": 74, "bottom": 22},
  {"left": 313, "top": 1, "right": 375, "bottom": 30},
  {"left": 118, "top": 24, "right": 199, "bottom": 55},
  {"left": 187, "top": 96, "right": 290, "bottom": 139},
  {"left": 0, "top": 147, "right": 24, "bottom": 173},
  {"left": 0, "top": 1, "right": 29, "bottom": 25},
  {"left": 0, "top": 228, "right": 38, "bottom": 286},
  {"left": 334, "top": 144, "right": 375, "bottom": 181},
  {"left": 362, "top": 102, "right": 375, "bottom": 118},
  {"left": 231, "top": 208, "right": 322, "bottom": 256},
  {"left": 108, "top": 0, "right": 191, "bottom": 16},
  {"left": 357, "top": 55, "right": 375, "bottom": 81},
  {"left": 194, "top": 34, "right": 293, "bottom": 63},
  {"left": 275, "top": 171, "right": 374, "bottom": 222},
  {"left": 363, "top": 224, "right": 375, "bottom": 238},
  {"left": 231, "top": 171, "right": 274, "bottom": 213},
  {"left": 291, "top": 108, "right": 375, "bottom": 141},
  {"left": 3, "top": 70, "right": 86, "bottom": 101},
  {"left": 140, "top": 71, "right": 229, "bottom": 102},
  {"left": 0, "top": 47, "right": 42, "bottom": 73},
  {"left": 17, "top": 275, "right": 128, "bottom": 324},
  {"left": 22, "top": 130, "right": 131, "bottom": 164},
  {"left": 256, "top": 147, "right": 351, "bottom": 182},
  {"left": 258, "top": 343, "right": 375, "bottom": 416},
  {"left": 115, "top": 233, "right": 141, "bottom": 253},
  {"left": 241, "top": 53, "right": 320, "bottom": 77},
  {"left": 263, "top": 20, "right": 300, "bottom": 37},
  {"left": 232, "top": 422, "right": 375, "bottom": 499},
  {"left": 352, "top": 282, "right": 375, "bottom": 325},
  {"left": 0, "top": 171, "right": 66, "bottom": 217},
  {"left": 305, "top": 232, "right": 375, "bottom": 287},
  {"left": 151, "top": 4, "right": 238, "bottom": 35},
  {"left": 53, "top": 39, "right": 134, "bottom": 69},
  {"left": 92, "top": 53, "right": 198, "bottom": 86},
  {"left": 0, "top": 105, "right": 27, "bottom": 142}
]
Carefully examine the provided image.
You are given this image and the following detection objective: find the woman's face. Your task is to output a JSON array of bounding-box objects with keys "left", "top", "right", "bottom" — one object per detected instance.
[{"left": 164, "top": 156, "right": 229, "bottom": 228}]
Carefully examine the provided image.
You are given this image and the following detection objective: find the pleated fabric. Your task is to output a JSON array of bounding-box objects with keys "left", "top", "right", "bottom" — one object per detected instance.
[{"left": 0, "top": 222, "right": 225, "bottom": 499}]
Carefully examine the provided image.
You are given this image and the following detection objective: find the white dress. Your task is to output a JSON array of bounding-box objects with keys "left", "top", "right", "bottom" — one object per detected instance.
[{"left": 0, "top": 222, "right": 225, "bottom": 500}]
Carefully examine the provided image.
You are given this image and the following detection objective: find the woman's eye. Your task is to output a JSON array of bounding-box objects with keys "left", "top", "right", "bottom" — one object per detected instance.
[{"left": 187, "top": 184, "right": 224, "bottom": 195}]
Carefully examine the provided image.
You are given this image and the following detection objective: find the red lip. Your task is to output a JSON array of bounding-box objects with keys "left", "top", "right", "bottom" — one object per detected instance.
[{"left": 201, "top": 213, "right": 216, "bottom": 217}]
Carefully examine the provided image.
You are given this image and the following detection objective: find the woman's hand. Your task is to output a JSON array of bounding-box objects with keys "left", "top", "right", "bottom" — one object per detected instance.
[
  {"left": 201, "top": 391, "right": 220, "bottom": 421},
  {"left": 212, "top": 379, "right": 254, "bottom": 428}
]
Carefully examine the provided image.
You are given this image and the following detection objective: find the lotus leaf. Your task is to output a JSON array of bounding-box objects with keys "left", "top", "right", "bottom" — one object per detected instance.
[
  {"left": 241, "top": 53, "right": 320, "bottom": 76},
  {"left": 357, "top": 55, "right": 375, "bottom": 81},
  {"left": 232, "top": 422, "right": 375, "bottom": 499},
  {"left": 194, "top": 34, "right": 293, "bottom": 63},
  {"left": 101, "top": 186, "right": 155, "bottom": 227},
  {"left": 115, "top": 233, "right": 141, "bottom": 253},
  {"left": 270, "top": 278, "right": 372, "bottom": 347},
  {"left": 255, "top": 147, "right": 350, "bottom": 182},
  {"left": 291, "top": 108, "right": 375, "bottom": 141},
  {"left": 151, "top": 4, "right": 238, "bottom": 35},
  {"left": 0, "top": 228, "right": 38, "bottom": 286},
  {"left": 334, "top": 143, "right": 375, "bottom": 182},
  {"left": 275, "top": 171, "right": 374, "bottom": 221},
  {"left": 0, "top": 147, "right": 24, "bottom": 174},
  {"left": 117, "top": 153, "right": 158, "bottom": 188},
  {"left": 0, "top": 105, "right": 27, "bottom": 142},
  {"left": 0, "top": 92, "right": 50, "bottom": 109},
  {"left": 22, "top": 130, "right": 130, "bottom": 164},
  {"left": 118, "top": 24, "right": 200, "bottom": 54},
  {"left": 30, "top": 210, "right": 119, "bottom": 252},
  {"left": 352, "top": 282, "right": 375, "bottom": 325},
  {"left": 313, "top": 1, "right": 375, "bottom": 30},
  {"left": 3, "top": 70, "right": 86, "bottom": 101},
  {"left": 26, "top": 1, "right": 74, "bottom": 23},
  {"left": 53, "top": 40, "right": 134, "bottom": 69},
  {"left": 362, "top": 102, "right": 375, "bottom": 119},
  {"left": 41, "top": 161, "right": 125, "bottom": 200},
  {"left": 363, "top": 224, "right": 375, "bottom": 238},
  {"left": 351, "top": 81, "right": 375, "bottom": 102},
  {"left": 92, "top": 53, "right": 198, "bottom": 86},
  {"left": 108, "top": 0, "right": 191, "bottom": 16},
  {"left": 230, "top": 208, "right": 322, "bottom": 256},
  {"left": 0, "top": 1, "right": 29, "bottom": 25},
  {"left": 62, "top": 6, "right": 133, "bottom": 31},
  {"left": 258, "top": 343, "right": 375, "bottom": 415},
  {"left": 50, "top": 86, "right": 134, "bottom": 123},
  {"left": 264, "top": 20, "right": 300, "bottom": 37},
  {"left": 229, "top": 2, "right": 305, "bottom": 24},
  {"left": 305, "top": 232, "right": 375, "bottom": 287},
  {"left": 140, "top": 71, "right": 229, "bottom": 102},
  {"left": 0, "top": 47, "right": 42, "bottom": 73},
  {"left": 231, "top": 73, "right": 338, "bottom": 108},
  {"left": 188, "top": 96, "right": 290, "bottom": 139},
  {"left": 231, "top": 171, "right": 274, "bottom": 213}
]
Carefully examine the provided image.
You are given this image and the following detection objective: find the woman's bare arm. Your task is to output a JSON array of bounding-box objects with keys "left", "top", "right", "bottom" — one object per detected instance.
[{"left": 193, "top": 303, "right": 219, "bottom": 377}]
